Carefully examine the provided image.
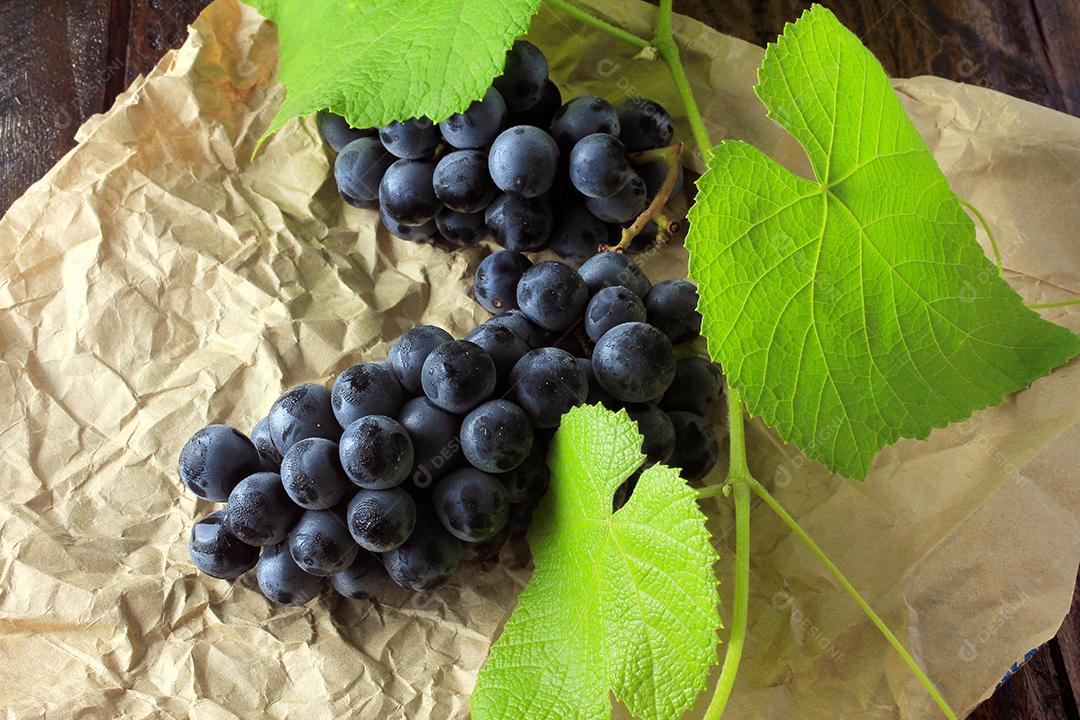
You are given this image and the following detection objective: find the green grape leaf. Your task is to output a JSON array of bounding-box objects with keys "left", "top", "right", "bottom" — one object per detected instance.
[
  {"left": 685, "top": 5, "right": 1080, "bottom": 479},
  {"left": 245, "top": 0, "right": 540, "bottom": 140},
  {"left": 472, "top": 404, "right": 720, "bottom": 720}
]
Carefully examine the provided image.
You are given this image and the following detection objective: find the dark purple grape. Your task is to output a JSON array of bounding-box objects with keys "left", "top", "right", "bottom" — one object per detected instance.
[
  {"left": 433, "top": 468, "right": 510, "bottom": 542},
  {"left": 436, "top": 209, "right": 488, "bottom": 245},
  {"left": 398, "top": 397, "right": 462, "bottom": 489},
  {"left": 626, "top": 404, "right": 676, "bottom": 464},
  {"left": 382, "top": 522, "right": 462, "bottom": 592},
  {"left": 380, "top": 206, "right": 438, "bottom": 242},
  {"left": 339, "top": 415, "right": 414, "bottom": 490},
  {"left": 280, "top": 437, "right": 352, "bottom": 510},
  {"left": 644, "top": 279, "right": 702, "bottom": 343},
  {"left": 330, "top": 551, "right": 388, "bottom": 600},
  {"left": 592, "top": 322, "right": 676, "bottom": 403},
  {"left": 661, "top": 357, "right": 724, "bottom": 417},
  {"left": 474, "top": 250, "right": 532, "bottom": 314},
  {"left": 507, "top": 79, "right": 561, "bottom": 128},
  {"left": 577, "top": 251, "right": 652, "bottom": 298},
  {"left": 516, "top": 261, "right": 589, "bottom": 333},
  {"left": 268, "top": 384, "right": 341, "bottom": 456},
  {"left": 251, "top": 416, "right": 283, "bottom": 467},
  {"left": 389, "top": 325, "right": 454, "bottom": 394},
  {"left": 379, "top": 117, "right": 440, "bottom": 159},
  {"left": 179, "top": 424, "right": 263, "bottom": 502},
  {"left": 335, "top": 136, "right": 394, "bottom": 208},
  {"left": 461, "top": 399, "right": 533, "bottom": 473},
  {"left": 550, "top": 95, "right": 620, "bottom": 149},
  {"left": 433, "top": 149, "right": 496, "bottom": 213},
  {"left": 550, "top": 203, "right": 612, "bottom": 264},
  {"left": 493, "top": 40, "right": 549, "bottom": 112},
  {"left": 317, "top": 110, "right": 377, "bottom": 152},
  {"left": 485, "top": 193, "right": 553, "bottom": 252},
  {"left": 488, "top": 126, "right": 560, "bottom": 198},
  {"left": 347, "top": 487, "right": 417, "bottom": 552},
  {"left": 331, "top": 361, "right": 404, "bottom": 428},
  {"left": 257, "top": 541, "right": 324, "bottom": 605},
  {"left": 189, "top": 509, "right": 260, "bottom": 580},
  {"left": 509, "top": 347, "right": 589, "bottom": 428},
  {"left": 439, "top": 88, "right": 507, "bottom": 149},
  {"left": 421, "top": 340, "right": 497, "bottom": 413},
  {"left": 226, "top": 471, "right": 300, "bottom": 546},
  {"left": 465, "top": 322, "right": 531, "bottom": 395},
  {"left": 379, "top": 159, "right": 440, "bottom": 225},
  {"left": 616, "top": 98, "right": 674, "bottom": 151},
  {"left": 585, "top": 285, "right": 647, "bottom": 342},
  {"left": 484, "top": 309, "right": 545, "bottom": 348},
  {"left": 667, "top": 411, "right": 720, "bottom": 481},
  {"left": 289, "top": 507, "right": 359, "bottom": 577},
  {"left": 569, "top": 133, "right": 630, "bottom": 199},
  {"left": 585, "top": 171, "right": 647, "bottom": 224}
]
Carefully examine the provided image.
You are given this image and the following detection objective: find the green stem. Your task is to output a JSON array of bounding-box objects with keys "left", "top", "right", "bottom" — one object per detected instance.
[
  {"left": 654, "top": 0, "right": 713, "bottom": 161},
  {"left": 545, "top": 0, "right": 651, "bottom": 49},
  {"left": 702, "top": 395, "right": 751, "bottom": 720},
  {"left": 959, "top": 199, "right": 1003, "bottom": 277},
  {"left": 745, "top": 476, "right": 958, "bottom": 720},
  {"left": 1028, "top": 298, "right": 1080, "bottom": 309}
]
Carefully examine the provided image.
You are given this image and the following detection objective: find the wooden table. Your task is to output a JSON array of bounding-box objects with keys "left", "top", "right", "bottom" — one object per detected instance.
[{"left": 0, "top": 1, "right": 1076, "bottom": 717}]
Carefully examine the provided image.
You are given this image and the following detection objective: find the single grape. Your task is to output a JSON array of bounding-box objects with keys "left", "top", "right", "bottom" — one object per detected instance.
[
  {"left": 339, "top": 415, "right": 414, "bottom": 489},
  {"left": 460, "top": 399, "right": 533, "bottom": 473},
  {"left": 330, "top": 551, "right": 387, "bottom": 600},
  {"left": 251, "top": 416, "right": 283, "bottom": 467},
  {"left": 461, "top": 526, "right": 509, "bottom": 562},
  {"left": 488, "top": 126, "right": 559, "bottom": 198},
  {"left": 317, "top": 110, "right": 377, "bottom": 152},
  {"left": 331, "top": 361, "right": 403, "bottom": 428},
  {"left": 347, "top": 487, "right": 417, "bottom": 552},
  {"left": 516, "top": 261, "right": 589, "bottom": 332},
  {"left": 433, "top": 468, "right": 510, "bottom": 542},
  {"left": 626, "top": 404, "right": 676, "bottom": 464},
  {"left": 644, "top": 279, "right": 702, "bottom": 343},
  {"left": 421, "top": 340, "right": 497, "bottom": 413},
  {"left": 637, "top": 159, "right": 684, "bottom": 200},
  {"left": 661, "top": 357, "right": 724, "bottom": 417},
  {"left": 550, "top": 96, "right": 620, "bottom": 149},
  {"left": 189, "top": 509, "right": 260, "bottom": 579},
  {"left": 378, "top": 159, "right": 440, "bottom": 225},
  {"left": 579, "top": 357, "right": 618, "bottom": 408},
  {"left": 257, "top": 540, "right": 324, "bottom": 605},
  {"left": 569, "top": 133, "right": 631, "bottom": 199},
  {"left": 493, "top": 40, "right": 549, "bottom": 112},
  {"left": 474, "top": 250, "right": 532, "bottom": 313},
  {"left": 626, "top": 219, "right": 660, "bottom": 254},
  {"left": 497, "top": 443, "right": 549, "bottom": 504},
  {"left": 280, "top": 437, "right": 352, "bottom": 510},
  {"left": 397, "top": 396, "right": 462, "bottom": 489},
  {"left": 509, "top": 347, "right": 588, "bottom": 428},
  {"left": 389, "top": 325, "right": 454, "bottom": 394},
  {"left": 379, "top": 206, "right": 438, "bottom": 242},
  {"left": 667, "top": 411, "right": 720, "bottom": 481},
  {"left": 179, "top": 424, "right": 263, "bottom": 501},
  {"left": 335, "top": 137, "right": 394, "bottom": 209},
  {"left": 585, "top": 285, "right": 647, "bottom": 342},
  {"left": 616, "top": 98, "right": 675, "bottom": 151},
  {"left": 289, "top": 507, "right": 359, "bottom": 577},
  {"left": 268, "top": 384, "right": 341, "bottom": 456},
  {"left": 379, "top": 117, "right": 440, "bottom": 159},
  {"left": 464, "top": 322, "right": 531, "bottom": 395},
  {"left": 549, "top": 203, "right": 612, "bottom": 264},
  {"left": 382, "top": 521, "right": 463, "bottom": 592},
  {"left": 436, "top": 208, "right": 487, "bottom": 245},
  {"left": 439, "top": 87, "right": 507, "bottom": 149},
  {"left": 577, "top": 251, "right": 652, "bottom": 298},
  {"left": 485, "top": 309, "right": 545, "bottom": 348},
  {"left": 433, "top": 149, "right": 496, "bottom": 213},
  {"left": 592, "top": 322, "right": 677, "bottom": 403},
  {"left": 485, "top": 193, "right": 553, "bottom": 252},
  {"left": 585, "top": 171, "right": 647, "bottom": 223},
  {"left": 507, "top": 79, "right": 561, "bottom": 128},
  {"left": 226, "top": 471, "right": 299, "bottom": 546}
]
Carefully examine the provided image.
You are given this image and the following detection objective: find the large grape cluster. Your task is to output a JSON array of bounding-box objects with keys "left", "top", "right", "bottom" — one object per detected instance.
[
  {"left": 321, "top": 39, "right": 683, "bottom": 262},
  {"left": 179, "top": 251, "right": 722, "bottom": 605}
]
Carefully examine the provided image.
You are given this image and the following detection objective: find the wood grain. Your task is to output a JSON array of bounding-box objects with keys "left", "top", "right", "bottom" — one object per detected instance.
[{"left": 0, "top": 1, "right": 1077, "bottom": 718}]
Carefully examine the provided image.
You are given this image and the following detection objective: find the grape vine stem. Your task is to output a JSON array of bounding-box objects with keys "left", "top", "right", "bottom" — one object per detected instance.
[{"left": 544, "top": 0, "right": 652, "bottom": 50}]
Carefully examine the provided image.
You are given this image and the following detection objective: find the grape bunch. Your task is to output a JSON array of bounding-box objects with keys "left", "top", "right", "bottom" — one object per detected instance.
[
  {"left": 179, "top": 251, "right": 721, "bottom": 605},
  {"left": 320, "top": 39, "right": 684, "bottom": 263}
]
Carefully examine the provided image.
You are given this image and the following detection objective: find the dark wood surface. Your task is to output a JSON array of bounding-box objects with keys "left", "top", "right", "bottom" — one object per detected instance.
[{"left": 0, "top": 1, "right": 1076, "bottom": 717}]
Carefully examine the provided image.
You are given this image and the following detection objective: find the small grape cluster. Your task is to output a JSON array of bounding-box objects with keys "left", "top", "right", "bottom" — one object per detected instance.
[
  {"left": 179, "top": 251, "right": 722, "bottom": 606},
  {"left": 321, "top": 39, "right": 683, "bottom": 261}
]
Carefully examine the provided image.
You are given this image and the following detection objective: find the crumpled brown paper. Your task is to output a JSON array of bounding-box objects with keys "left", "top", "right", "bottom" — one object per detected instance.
[{"left": 0, "top": 0, "right": 1077, "bottom": 718}]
